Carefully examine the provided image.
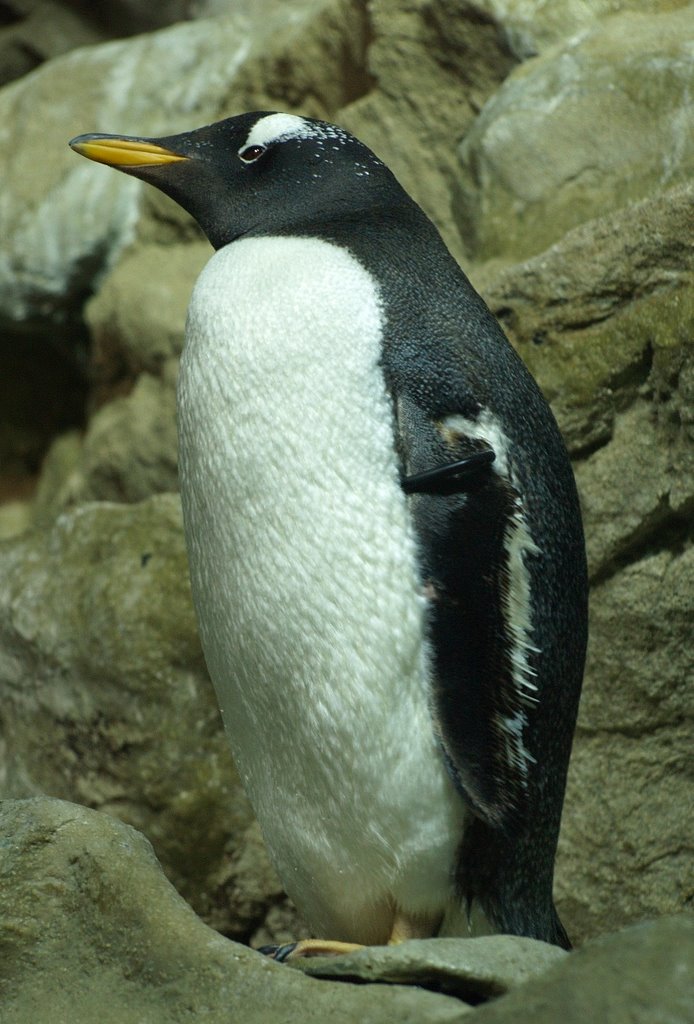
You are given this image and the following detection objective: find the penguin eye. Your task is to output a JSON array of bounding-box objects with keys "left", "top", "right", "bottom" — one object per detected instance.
[{"left": 239, "top": 144, "right": 266, "bottom": 164}]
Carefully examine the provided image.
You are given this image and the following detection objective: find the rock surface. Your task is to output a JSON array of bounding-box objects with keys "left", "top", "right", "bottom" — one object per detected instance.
[
  {"left": 0, "top": 0, "right": 691, "bottom": 990},
  {"left": 0, "top": 797, "right": 470, "bottom": 1023},
  {"left": 0, "top": 495, "right": 286, "bottom": 940},
  {"left": 2, "top": 797, "right": 690, "bottom": 1023},
  {"left": 456, "top": 5, "right": 694, "bottom": 263},
  {"left": 294, "top": 934, "right": 566, "bottom": 1001},
  {"left": 470, "top": 914, "right": 694, "bottom": 1023}
]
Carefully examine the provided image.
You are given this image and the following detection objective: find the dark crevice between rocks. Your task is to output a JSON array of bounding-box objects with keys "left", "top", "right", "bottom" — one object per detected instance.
[
  {"left": 0, "top": 1, "right": 22, "bottom": 27},
  {"left": 292, "top": 967, "right": 504, "bottom": 1007},
  {"left": 0, "top": 322, "right": 89, "bottom": 502},
  {"left": 61, "top": 0, "right": 191, "bottom": 37},
  {"left": 589, "top": 504, "right": 693, "bottom": 588}
]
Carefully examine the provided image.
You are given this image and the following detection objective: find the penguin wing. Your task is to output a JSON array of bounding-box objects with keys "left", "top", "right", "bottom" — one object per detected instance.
[{"left": 396, "top": 394, "right": 540, "bottom": 832}]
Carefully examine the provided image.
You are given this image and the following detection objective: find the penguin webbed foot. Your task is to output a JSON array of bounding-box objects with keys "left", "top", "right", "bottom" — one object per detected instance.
[
  {"left": 258, "top": 938, "right": 364, "bottom": 962},
  {"left": 402, "top": 450, "right": 495, "bottom": 495}
]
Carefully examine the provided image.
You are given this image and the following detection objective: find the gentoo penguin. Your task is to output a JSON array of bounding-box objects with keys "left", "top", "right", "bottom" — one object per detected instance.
[{"left": 70, "top": 112, "right": 588, "bottom": 956}]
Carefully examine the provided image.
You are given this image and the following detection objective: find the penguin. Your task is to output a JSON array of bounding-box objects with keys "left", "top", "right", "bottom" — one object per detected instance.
[{"left": 70, "top": 112, "right": 588, "bottom": 957}]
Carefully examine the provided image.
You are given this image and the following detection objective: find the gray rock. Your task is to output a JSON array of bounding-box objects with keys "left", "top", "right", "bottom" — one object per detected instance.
[
  {"left": 456, "top": 6, "right": 694, "bottom": 262},
  {"left": 477, "top": 182, "right": 694, "bottom": 455},
  {"left": 0, "top": 495, "right": 269, "bottom": 939},
  {"left": 294, "top": 934, "right": 565, "bottom": 1003},
  {"left": 470, "top": 915, "right": 694, "bottom": 1023},
  {"left": 85, "top": 242, "right": 210, "bottom": 392},
  {"left": 556, "top": 546, "right": 694, "bottom": 940},
  {"left": 0, "top": 797, "right": 469, "bottom": 1023},
  {"left": 476, "top": 0, "right": 692, "bottom": 60}
]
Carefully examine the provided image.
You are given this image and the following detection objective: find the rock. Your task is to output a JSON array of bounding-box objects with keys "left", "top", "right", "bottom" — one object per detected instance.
[
  {"left": 294, "top": 934, "right": 566, "bottom": 1003},
  {"left": 78, "top": 367, "right": 179, "bottom": 503},
  {"left": 0, "top": 495, "right": 269, "bottom": 938},
  {"left": 0, "top": 1, "right": 104, "bottom": 87},
  {"left": 469, "top": 915, "right": 694, "bottom": 1023},
  {"left": 340, "top": 0, "right": 518, "bottom": 262},
  {"left": 476, "top": 0, "right": 692, "bottom": 60},
  {"left": 575, "top": 399, "right": 693, "bottom": 581},
  {"left": 456, "top": 6, "right": 694, "bottom": 263},
  {"left": 28, "top": 368, "right": 180, "bottom": 516},
  {"left": 85, "top": 241, "right": 210, "bottom": 398},
  {"left": 555, "top": 547, "right": 694, "bottom": 940},
  {"left": 0, "top": 797, "right": 470, "bottom": 1023},
  {"left": 477, "top": 182, "right": 694, "bottom": 454}
]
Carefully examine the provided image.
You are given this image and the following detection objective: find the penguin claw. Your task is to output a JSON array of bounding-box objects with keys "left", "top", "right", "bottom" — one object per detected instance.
[{"left": 258, "top": 942, "right": 299, "bottom": 962}]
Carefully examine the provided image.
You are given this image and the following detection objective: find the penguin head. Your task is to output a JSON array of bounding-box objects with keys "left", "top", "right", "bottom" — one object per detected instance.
[{"left": 70, "top": 111, "right": 403, "bottom": 249}]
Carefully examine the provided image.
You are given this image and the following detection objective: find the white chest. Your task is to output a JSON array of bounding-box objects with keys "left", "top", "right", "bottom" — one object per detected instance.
[{"left": 177, "top": 236, "right": 463, "bottom": 941}]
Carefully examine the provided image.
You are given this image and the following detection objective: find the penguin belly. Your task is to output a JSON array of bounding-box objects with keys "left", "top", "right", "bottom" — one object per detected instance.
[{"left": 177, "top": 236, "right": 464, "bottom": 943}]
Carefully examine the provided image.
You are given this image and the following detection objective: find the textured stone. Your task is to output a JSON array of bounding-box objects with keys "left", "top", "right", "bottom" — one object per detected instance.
[
  {"left": 575, "top": 399, "right": 693, "bottom": 581},
  {"left": 85, "top": 241, "right": 210, "bottom": 398},
  {"left": 470, "top": 915, "right": 694, "bottom": 1023},
  {"left": 78, "top": 367, "right": 179, "bottom": 503},
  {"left": 340, "top": 0, "right": 518, "bottom": 262},
  {"left": 555, "top": 547, "right": 694, "bottom": 940},
  {"left": 0, "top": 495, "right": 269, "bottom": 938},
  {"left": 295, "top": 934, "right": 566, "bottom": 1002},
  {"left": 477, "top": 182, "right": 694, "bottom": 454},
  {"left": 0, "top": 797, "right": 469, "bottom": 1024},
  {"left": 456, "top": 6, "right": 694, "bottom": 262},
  {"left": 477, "top": 0, "right": 693, "bottom": 59}
]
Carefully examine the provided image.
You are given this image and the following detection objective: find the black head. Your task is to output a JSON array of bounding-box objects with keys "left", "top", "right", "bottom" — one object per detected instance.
[{"left": 69, "top": 111, "right": 408, "bottom": 249}]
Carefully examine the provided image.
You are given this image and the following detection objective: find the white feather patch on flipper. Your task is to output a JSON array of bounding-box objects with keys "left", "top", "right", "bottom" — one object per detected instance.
[{"left": 442, "top": 410, "right": 541, "bottom": 783}]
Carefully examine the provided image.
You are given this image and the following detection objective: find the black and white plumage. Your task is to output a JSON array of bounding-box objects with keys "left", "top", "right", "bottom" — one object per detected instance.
[{"left": 70, "top": 112, "right": 588, "bottom": 951}]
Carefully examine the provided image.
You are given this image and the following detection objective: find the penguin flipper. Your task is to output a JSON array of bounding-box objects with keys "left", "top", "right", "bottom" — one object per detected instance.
[{"left": 400, "top": 402, "right": 540, "bottom": 833}]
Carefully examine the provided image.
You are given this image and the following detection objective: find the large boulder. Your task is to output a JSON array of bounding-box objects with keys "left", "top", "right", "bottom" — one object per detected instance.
[
  {"left": 0, "top": 495, "right": 283, "bottom": 940},
  {"left": 0, "top": 797, "right": 469, "bottom": 1023},
  {"left": 456, "top": 5, "right": 694, "bottom": 263}
]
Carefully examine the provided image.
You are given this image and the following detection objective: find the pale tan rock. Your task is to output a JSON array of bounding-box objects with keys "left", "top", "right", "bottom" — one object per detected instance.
[
  {"left": 555, "top": 547, "right": 694, "bottom": 940},
  {"left": 456, "top": 6, "right": 694, "bottom": 262},
  {"left": 0, "top": 495, "right": 269, "bottom": 938},
  {"left": 0, "top": 797, "right": 469, "bottom": 1024},
  {"left": 477, "top": 182, "right": 694, "bottom": 454},
  {"left": 477, "top": 0, "right": 693, "bottom": 58},
  {"left": 470, "top": 915, "right": 694, "bottom": 1023},
  {"left": 85, "top": 242, "right": 210, "bottom": 395}
]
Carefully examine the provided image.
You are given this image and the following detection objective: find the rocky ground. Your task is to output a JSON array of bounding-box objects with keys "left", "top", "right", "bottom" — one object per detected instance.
[{"left": 0, "top": 0, "right": 692, "bottom": 1019}]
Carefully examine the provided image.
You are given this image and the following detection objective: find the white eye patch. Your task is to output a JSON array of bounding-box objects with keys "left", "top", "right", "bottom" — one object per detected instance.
[{"left": 239, "top": 113, "right": 351, "bottom": 155}]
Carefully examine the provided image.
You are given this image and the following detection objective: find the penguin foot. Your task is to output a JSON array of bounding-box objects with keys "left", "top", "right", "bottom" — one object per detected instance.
[{"left": 258, "top": 939, "right": 364, "bottom": 962}]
